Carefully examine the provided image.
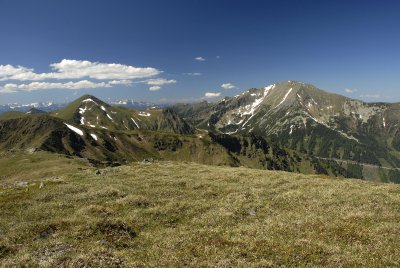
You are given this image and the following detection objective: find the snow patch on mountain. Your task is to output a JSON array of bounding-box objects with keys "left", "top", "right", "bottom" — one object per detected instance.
[
  {"left": 90, "top": 133, "right": 98, "bottom": 141},
  {"left": 82, "top": 98, "right": 99, "bottom": 105},
  {"left": 289, "top": 125, "right": 294, "bottom": 135},
  {"left": 64, "top": 123, "right": 84, "bottom": 136},
  {"left": 79, "top": 106, "right": 88, "bottom": 114},
  {"left": 225, "top": 129, "right": 238, "bottom": 135},
  {"left": 218, "top": 84, "right": 276, "bottom": 133},
  {"left": 123, "top": 120, "right": 129, "bottom": 130},
  {"left": 275, "top": 88, "right": 292, "bottom": 109},
  {"left": 240, "top": 84, "right": 274, "bottom": 127},
  {"left": 308, "top": 114, "right": 359, "bottom": 142},
  {"left": 139, "top": 112, "right": 151, "bottom": 117},
  {"left": 131, "top": 118, "right": 140, "bottom": 128}
]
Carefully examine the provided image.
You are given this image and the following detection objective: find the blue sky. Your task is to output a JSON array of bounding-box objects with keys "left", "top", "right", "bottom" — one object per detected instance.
[{"left": 0, "top": 0, "right": 399, "bottom": 105}]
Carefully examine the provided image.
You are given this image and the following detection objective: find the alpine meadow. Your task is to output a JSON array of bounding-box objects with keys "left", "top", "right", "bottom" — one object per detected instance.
[{"left": 1, "top": 1, "right": 400, "bottom": 267}]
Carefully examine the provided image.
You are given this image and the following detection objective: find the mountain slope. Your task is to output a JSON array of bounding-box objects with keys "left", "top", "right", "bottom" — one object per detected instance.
[
  {"left": 172, "top": 81, "right": 400, "bottom": 182},
  {"left": 2, "top": 90, "right": 400, "bottom": 182},
  {"left": 53, "top": 95, "right": 195, "bottom": 134},
  {"left": 0, "top": 113, "right": 313, "bottom": 171},
  {"left": 0, "top": 113, "right": 198, "bottom": 162}
]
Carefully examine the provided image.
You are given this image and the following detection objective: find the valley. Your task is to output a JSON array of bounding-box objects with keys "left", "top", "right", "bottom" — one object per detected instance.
[
  {"left": 1, "top": 2, "right": 399, "bottom": 266},
  {"left": 1, "top": 81, "right": 400, "bottom": 183}
]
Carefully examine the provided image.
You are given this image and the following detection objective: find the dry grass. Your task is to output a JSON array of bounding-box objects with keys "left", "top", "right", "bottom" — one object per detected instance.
[
  {"left": 0, "top": 151, "right": 89, "bottom": 185},
  {"left": 1, "top": 155, "right": 400, "bottom": 267}
]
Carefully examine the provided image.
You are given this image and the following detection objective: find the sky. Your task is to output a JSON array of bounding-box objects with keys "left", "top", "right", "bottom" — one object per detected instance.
[{"left": 0, "top": 0, "right": 400, "bottom": 105}]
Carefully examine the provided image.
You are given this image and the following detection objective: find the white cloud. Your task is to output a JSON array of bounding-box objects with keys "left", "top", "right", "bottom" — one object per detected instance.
[
  {"left": 0, "top": 59, "right": 178, "bottom": 93},
  {"left": 360, "top": 94, "right": 381, "bottom": 99},
  {"left": 194, "top": 57, "right": 206, "bottom": 62},
  {"left": 0, "top": 85, "right": 18, "bottom": 93},
  {"left": 108, "top": 79, "right": 133, "bottom": 85},
  {"left": 0, "top": 80, "right": 128, "bottom": 92},
  {"left": 0, "top": 59, "right": 161, "bottom": 81},
  {"left": 216, "top": 56, "right": 221, "bottom": 59},
  {"left": 146, "top": 78, "right": 176, "bottom": 86},
  {"left": 221, "top": 83, "right": 236, "bottom": 90},
  {"left": 184, "top": 72, "right": 202, "bottom": 76},
  {"left": 0, "top": 65, "right": 34, "bottom": 81},
  {"left": 345, "top": 88, "right": 357, "bottom": 93},
  {"left": 149, "top": 86, "right": 161, "bottom": 91},
  {"left": 205, "top": 92, "right": 221, "bottom": 98}
]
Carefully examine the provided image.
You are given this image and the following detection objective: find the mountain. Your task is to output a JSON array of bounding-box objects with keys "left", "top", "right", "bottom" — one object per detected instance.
[
  {"left": 52, "top": 95, "right": 195, "bottom": 134},
  {"left": 0, "top": 101, "right": 67, "bottom": 114},
  {"left": 0, "top": 113, "right": 304, "bottom": 171},
  {"left": 0, "top": 113, "right": 195, "bottom": 163},
  {"left": 110, "top": 99, "right": 166, "bottom": 110},
  {"left": 26, "top": 108, "right": 46, "bottom": 114},
  {"left": 0, "top": 96, "right": 199, "bottom": 164},
  {"left": 172, "top": 81, "right": 400, "bottom": 182},
  {"left": 2, "top": 86, "right": 400, "bottom": 183},
  {"left": 0, "top": 108, "right": 45, "bottom": 121},
  {"left": 0, "top": 99, "right": 170, "bottom": 115},
  {"left": 0, "top": 94, "right": 315, "bottom": 172},
  {"left": 0, "top": 111, "right": 26, "bottom": 121}
]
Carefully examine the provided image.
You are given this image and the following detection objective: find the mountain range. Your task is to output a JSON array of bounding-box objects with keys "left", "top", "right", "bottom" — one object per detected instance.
[
  {"left": 1, "top": 81, "right": 400, "bottom": 183},
  {"left": 0, "top": 101, "right": 66, "bottom": 114},
  {"left": 0, "top": 99, "right": 162, "bottom": 114}
]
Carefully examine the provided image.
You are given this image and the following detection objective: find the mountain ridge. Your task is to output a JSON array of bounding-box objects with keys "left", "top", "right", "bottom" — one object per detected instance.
[
  {"left": 1, "top": 81, "right": 400, "bottom": 182},
  {"left": 172, "top": 81, "right": 400, "bottom": 182}
]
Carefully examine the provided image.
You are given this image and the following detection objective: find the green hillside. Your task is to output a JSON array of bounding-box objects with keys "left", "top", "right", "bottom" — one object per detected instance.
[
  {"left": 0, "top": 154, "right": 399, "bottom": 266},
  {"left": 172, "top": 81, "right": 400, "bottom": 182},
  {"left": 2, "top": 111, "right": 400, "bottom": 183},
  {"left": 2, "top": 89, "right": 400, "bottom": 183},
  {"left": 52, "top": 95, "right": 195, "bottom": 134},
  {"left": 0, "top": 111, "right": 26, "bottom": 121}
]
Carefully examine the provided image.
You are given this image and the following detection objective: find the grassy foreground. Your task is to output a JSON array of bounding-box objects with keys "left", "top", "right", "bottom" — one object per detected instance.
[{"left": 1, "top": 153, "right": 400, "bottom": 267}]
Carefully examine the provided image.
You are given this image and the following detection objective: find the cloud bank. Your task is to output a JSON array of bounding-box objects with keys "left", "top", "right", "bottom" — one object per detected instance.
[
  {"left": 0, "top": 59, "right": 176, "bottom": 93},
  {"left": 0, "top": 59, "right": 160, "bottom": 81},
  {"left": 205, "top": 92, "right": 221, "bottom": 98},
  {"left": 146, "top": 78, "right": 176, "bottom": 86},
  {"left": 0, "top": 80, "right": 117, "bottom": 93},
  {"left": 360, "top": 94, "right": 381, "bottom": 99}
]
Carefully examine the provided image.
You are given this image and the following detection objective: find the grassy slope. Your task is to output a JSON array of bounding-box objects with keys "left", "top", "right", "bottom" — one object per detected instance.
[
  {"left": 0, "top": 111, "right": 26, "bottom": 121},
  {"left": 51, "top": 95, "right": 162, "bottom": 131},
  {"left": 0, "top": 152, "right": 89, "bottom": 185},
  {"left": 1, "top": 155, "right": 400, "bottom": 267}
]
